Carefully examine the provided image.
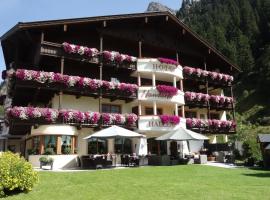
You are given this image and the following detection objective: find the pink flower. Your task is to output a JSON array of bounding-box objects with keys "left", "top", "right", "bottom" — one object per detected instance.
[
  {"left": 183, "top": 66, "right": 195, "bottom": 76},
  {"left": 210, "top": 95, "right": 220, "bottom": 104},
  {"left": 202, "top": 70, "right": 209, "bottom": 77},
  {"left": 159, "top": 115, "right": 180, "bottom": 125},
  {"left": 195, "top": 68, "right": 202, "bottom": 77},
  {"left": 209, "top": 72, "right": 218, "bottom": 80},
  {"left": 126, "top": 113, "right": 138, "bottom": 126},
  {"left": 156, "top": 85, "right": 178, "bottom": 97},
  {"left": 220, "top": 96, "right": 226, "bottom": 104},
  {"left": 158, "top": 57, "right": 178, "bottom": 66}
]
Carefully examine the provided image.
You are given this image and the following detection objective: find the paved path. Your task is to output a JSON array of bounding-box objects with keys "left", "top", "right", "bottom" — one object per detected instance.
[
  {"left": 204, "top": 162, "right": 240, "bottom": 169},
  {"left": 35, "top": 162, "right": 242, "bottom": 172}
]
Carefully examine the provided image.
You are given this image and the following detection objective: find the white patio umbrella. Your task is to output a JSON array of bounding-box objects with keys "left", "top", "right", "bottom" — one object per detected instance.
[
  {"left": 156, "top": 127, "right": 209, "bottom": 141},
  {"left": 156, "top": 127, "right": 209, "bottom": 157},
  {"left": 83, "top": 125, "right": 145, "bottom": 139}
]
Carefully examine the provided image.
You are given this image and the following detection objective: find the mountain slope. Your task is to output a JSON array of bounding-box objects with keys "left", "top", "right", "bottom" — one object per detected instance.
[{"left": 177, "top": 0, "right": 270, "bottom": 161}]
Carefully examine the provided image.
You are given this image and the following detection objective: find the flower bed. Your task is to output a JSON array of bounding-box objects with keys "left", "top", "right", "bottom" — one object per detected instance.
[
  {"left": 186, "top": 118, "right": 236, "bottom": 132},
  {"left": 184, "top": 91, "right": 233, "bottom": 107},
  {"left": 8, "top": 69, "right": 138, "bottom": 96},
  {"left": 7, "top": 107, "right": 138, "bottom": 126},
  {"left": 183, "top": 66, "right": 234, "bottom": 85},
  {"left": 62, "top": 42, "right": 99, "bottom": 57},
  {"left": 156, "top": 85, "right": 178, "bottom": 97},
  {"left": 159, "top": 115, "right": 181, "bottom": 125},
  {"left": 102, "top": 50, "right": 137, "bottom": 64},
  {"left": 157, "top": 57, "right": 179, "bottom": 66}
]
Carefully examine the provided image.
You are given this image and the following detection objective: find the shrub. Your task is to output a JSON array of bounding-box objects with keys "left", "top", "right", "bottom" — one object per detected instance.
[
  {"left": 43, "top": 148, "right": 55, "bottom": 155},
  {"left": 0, "top": 152, "right": 38, "bottom": 197},
  {"left": 27, "top": 148, "right": 38, "bottom": 155},
  {"left": 242, "top": 139, "right": 262, "bottom": 166},
  {"left": 62, "top": 146, "right": 71, "bottom": 154}
]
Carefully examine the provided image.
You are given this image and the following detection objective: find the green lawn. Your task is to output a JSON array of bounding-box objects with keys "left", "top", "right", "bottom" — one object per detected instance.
[{"left": 5, "top": 165, "right": 270, "bottom": 200}]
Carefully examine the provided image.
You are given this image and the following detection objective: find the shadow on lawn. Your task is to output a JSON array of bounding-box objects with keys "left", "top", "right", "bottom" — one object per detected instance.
[{"left": 243, "top": 167, "right": 270, "bottom": 178}]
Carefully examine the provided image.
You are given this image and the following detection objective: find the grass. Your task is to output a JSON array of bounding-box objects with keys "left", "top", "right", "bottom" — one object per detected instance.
[{"left": 4, "top": 165, "right": 270, "bottom": 200}]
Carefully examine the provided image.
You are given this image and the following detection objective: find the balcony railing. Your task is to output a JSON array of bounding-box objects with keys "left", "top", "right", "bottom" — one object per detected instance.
[
  {"left": 183, "top": 66, "right": 234, "bottom": 87},
  {"left": 138, "top": 115, "right": 186, "bottom": 132},
  {"left": 186, "top": 118, "right": 236, "bottom": 134},
  {"left": 41, "top": 41, "right": 137, "bottom": 70},
  {"left": 138, "top": 86, "right": 185, "bottom": 105},
  {"left": 184, "top": 91, "right": 233, "bottom": 110},
  {"left": 136, "top": 58, "right": 183, "bottom": 81},
  {"left": 8, "top": 69, "right": 138, "bottom": 100},
  {"left": 6, "top": 106, "right": 138, "bottom": 128}
]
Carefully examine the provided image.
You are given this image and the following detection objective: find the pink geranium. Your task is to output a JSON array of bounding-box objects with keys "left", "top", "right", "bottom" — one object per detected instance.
[
  {"left": 157, "top": 57, "right": 178, "bottom": 66},
  {"left": 126, "top": 113, "right": 138, "bottom": 126},
  {"left": 159, "top": 115, "right": 180, "bottom": 125},
  {"left": 156, "top": 85, "right": 178, "bottom": 97}
]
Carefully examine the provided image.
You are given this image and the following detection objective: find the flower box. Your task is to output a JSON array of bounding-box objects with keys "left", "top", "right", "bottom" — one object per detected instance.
[
  {"left": 183, "top": 66, "right": 233, "bottom": 86},
  {"left": 7, "top": 69, "right": 138, "bottom": 97},
  {"left": 7, "top": 106, "right": 138, "bottom": 127}
]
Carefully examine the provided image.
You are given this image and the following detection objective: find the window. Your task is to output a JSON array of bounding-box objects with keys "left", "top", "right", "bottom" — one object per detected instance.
[
  {"left": 102, "top": 104, "right": 121, "bottom": 113},
  {"left": 185, "top": 111, "right": 197, "bottom": 118},
  {"left": 32, "top": 136, "right": 40, "bottom": 154},
  {"left": 147, "top": 138, "right": 167, "bottom": 155},
  {"left": 145, "top": 107, "right": 163, "bottom": 115},
  {"left": 61, "top": 135, "right": 72, "bottom": 154},
  {"left": 44, "top": 135, "right": 57, "bottom": 154},
  {"left": 210, "top": 113, "right": 220, "bottom": 119},
  {"left": 88, "top": 138, "right": 107, "bottom": 154},
  {"left": 200, "top": 114, "right": 206, "bottom": 119},
  {"left": 115, "top": 138, "right": 132, "bottom": 154}
]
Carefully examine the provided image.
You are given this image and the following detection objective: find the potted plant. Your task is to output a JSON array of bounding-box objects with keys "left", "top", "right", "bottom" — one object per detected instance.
[{"left": 39, "top": 156, "right": 54, "bottom": 170}]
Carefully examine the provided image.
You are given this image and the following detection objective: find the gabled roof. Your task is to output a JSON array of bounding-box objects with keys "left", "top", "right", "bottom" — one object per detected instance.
[
  {"left": 258, "top": 134, "right": 270, "bottom": 143},
  {"left": 0, "top": 11, "right": 241, "bottom": 72}
]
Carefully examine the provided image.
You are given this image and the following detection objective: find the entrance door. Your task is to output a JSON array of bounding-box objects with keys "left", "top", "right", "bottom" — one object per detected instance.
[{"left": 170, "top": 141, "right": 178, "bottom": 157}]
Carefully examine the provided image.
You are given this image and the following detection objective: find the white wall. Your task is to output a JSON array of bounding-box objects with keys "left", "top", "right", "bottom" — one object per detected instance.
[
  {"left": 29, "top": 155, "right": 78, "bottom": 169},
  {"left": 52, "top": 94, "right": 136, "bottom": 114}
]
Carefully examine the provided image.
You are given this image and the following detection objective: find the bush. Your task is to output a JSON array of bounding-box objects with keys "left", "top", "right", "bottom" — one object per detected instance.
[
  {"left": 242, "top": 139, "right": 262, "bottom": 166},
  {"left": 0, "top": 152, "right": 38, "bottom": 197},
  {"left": 27, "top": 148, "right": 38, "bottom": 155},
  {"left": 62, "top": 146, "right": 71, "bottom": 154},
  {"left": 43, "top": 148, "right": 55, "bottom": 155}
]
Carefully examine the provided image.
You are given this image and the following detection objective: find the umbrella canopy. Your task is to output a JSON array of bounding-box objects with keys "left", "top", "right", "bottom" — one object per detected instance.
[
  {"left": 156, "top": 127, "right": 209, "bottom": 141},
  {"left": 83, "top": 125, "right": 145, "bottom": 139},
  {"left": 265, "top": 144, "right": 270, "bottom": 150}
]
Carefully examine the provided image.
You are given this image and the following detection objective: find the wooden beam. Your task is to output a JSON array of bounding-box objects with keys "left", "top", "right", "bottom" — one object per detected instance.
[
  {"left": 41, "top": 32, "right": 44, "bottom": 43},
  {"left": 138, "top": 41, "right": 142, "bottom": 58},
  {"left": 56, "top": 135, "right": 62, "bottom": 154},
  {"left": 63, "top": 24, "right": 67, "bottom": 32},
  {"left": 99, "top": 35, "right": 103, "bottom": 113},
  {"left": 145, "top": 17, "right": 148, "bottom": 24}
]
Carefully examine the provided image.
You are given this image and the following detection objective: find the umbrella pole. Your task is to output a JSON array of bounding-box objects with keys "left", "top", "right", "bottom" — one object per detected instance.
[{"left": 96, "top": 140, "right": 98, "bottom": 154}]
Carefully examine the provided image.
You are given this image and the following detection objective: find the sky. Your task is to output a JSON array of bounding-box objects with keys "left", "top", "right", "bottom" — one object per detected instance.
[{"left": 0, "top": 0, "right": 182, "bottom": 73}]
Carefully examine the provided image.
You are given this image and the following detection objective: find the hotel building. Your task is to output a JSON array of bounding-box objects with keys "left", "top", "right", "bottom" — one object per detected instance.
[{"left": 0, "top": 12, "right": 239, "bottom": 168}]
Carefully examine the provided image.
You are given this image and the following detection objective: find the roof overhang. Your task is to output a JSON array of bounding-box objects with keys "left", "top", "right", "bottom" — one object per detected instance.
[{"left": 0, "top": 11, "right": 241, "bottom": 72}]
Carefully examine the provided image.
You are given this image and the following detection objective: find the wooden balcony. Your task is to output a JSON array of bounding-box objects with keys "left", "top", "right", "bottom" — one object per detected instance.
[
  {"left": 13, "top": 79, "right": 137, "bottom": 103},
  {"left": 185, "top": 100, "right": 233, "bottom": 111},
  {"left": 187, "top": 126, "right": 236, "bottom": 134},
  {"left": 40, "top": 41, "right": 137, "bottom": 71}
]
